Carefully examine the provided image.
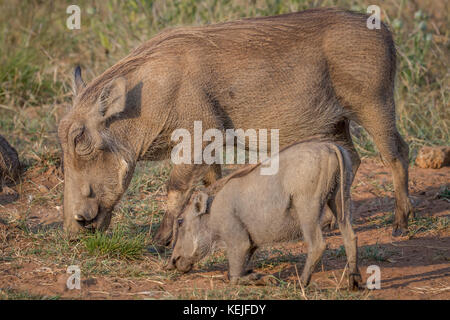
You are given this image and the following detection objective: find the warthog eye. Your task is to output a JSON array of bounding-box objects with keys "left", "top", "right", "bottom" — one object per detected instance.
[
  {"left": 73, "top": 127, "right": 95, "bottom": 157},
  {"left": 74, "top": 127, "right": 85, "bottom": 146},
  {"left": 177, "top": 218, "right": 184, "bottom": 227}
]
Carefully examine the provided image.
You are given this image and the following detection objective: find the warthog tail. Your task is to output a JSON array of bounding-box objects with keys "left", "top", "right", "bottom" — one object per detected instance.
[{"left": 329, "top": 143, "right": 352, "bottom": 223}]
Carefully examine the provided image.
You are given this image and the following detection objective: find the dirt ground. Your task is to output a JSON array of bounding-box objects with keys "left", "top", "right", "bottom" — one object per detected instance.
[{"left": 0, "top": 158, "right": 449, "bottom": 300}]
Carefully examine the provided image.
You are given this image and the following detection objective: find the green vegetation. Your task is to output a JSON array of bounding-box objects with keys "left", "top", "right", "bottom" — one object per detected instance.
[
  {"left": 367, "top": 213, "right": 394, "bottom": 227},
  {"left": 408, "top": 215, "right": 449, "bottom": 238},
  {"left": 81, "top": 227, "right": 147, "bottom": 260},
  {"left": 0, "top": 288, "right": 60, "bottom": 300},
  {"left": 359, "top": 243, "right": 390, "bottom": 262},
  {"left": 438, "top": 186, "right": 450, "bottom": 201}
]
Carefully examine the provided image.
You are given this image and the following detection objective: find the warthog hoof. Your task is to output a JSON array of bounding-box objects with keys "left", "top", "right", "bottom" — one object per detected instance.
[
  {"left": 349, "top": 273, "right": 362, "bottom": 291},
  {"left": 392, "top": 226, "right": 409, "bottom": 237},
  {"left": 392, "top": 219, "right": 410, "bottom": 237},
  {"left": 392, "top": 197, "right": 414, "bottom": 237}
]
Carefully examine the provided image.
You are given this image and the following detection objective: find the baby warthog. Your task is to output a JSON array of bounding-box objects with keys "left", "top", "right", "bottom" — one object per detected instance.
[{"left": 168, "top": 140, "right": 362, "bottom": 289}]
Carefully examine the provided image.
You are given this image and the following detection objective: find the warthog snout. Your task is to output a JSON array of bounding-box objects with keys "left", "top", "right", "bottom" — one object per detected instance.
[
  {"left": 168, "top": 256, "right": 193, "bottom": 273},
  {"left": 70, "top": 195, "right": 100, "bottom": 228},
  {"left": 74, "top": 214, "right": 88, "bottom": 222},
  {"left": 73, "top": 208, "right": 99, "bottom": 229},
  {"left": 165, "top": 256, "right": 178, "bottom": 271}
]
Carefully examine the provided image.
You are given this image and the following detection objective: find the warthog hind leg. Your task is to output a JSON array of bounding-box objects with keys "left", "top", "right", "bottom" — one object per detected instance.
[{"left": 296, "top": 200, "right": 326, "bottom": 287}]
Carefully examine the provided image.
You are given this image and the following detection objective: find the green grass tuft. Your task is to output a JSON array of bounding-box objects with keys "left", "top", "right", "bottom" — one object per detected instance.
[
  {"left": 359, "top": 244, "right": 391, "bottom": 262},
  {"left": 408, "top": 215, "right": 449, "bottom": 238},
  {"left": 437, "top": 186, "right": 450, "bottom": 201},
  {"left": 0, "top": 288, "right": 60, "bottom": 300},
  {"left": 81, "top": 227, "right": 147, "bottom": 260}
]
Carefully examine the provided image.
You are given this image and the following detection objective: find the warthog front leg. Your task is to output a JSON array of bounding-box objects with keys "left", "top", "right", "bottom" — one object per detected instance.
[
  {"left": 227, "top": 246, "right": 276, "bottom": 286},
  {"left": 222, "top": 215, "right": 261, "bottom": 285},
  {"left": 227, "top": 242, "right": 254, "bottom": 285}
]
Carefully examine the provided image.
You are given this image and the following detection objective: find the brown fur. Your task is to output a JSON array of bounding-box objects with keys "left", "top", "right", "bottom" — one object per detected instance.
[
  {"left": 206, "top": 135, "right": 329, "bottom": 195},
  {"left": 58, "top": 8, "right": 412, "bottom": 239},
  {"left": 169, "top": 140, "right": 361, "bottom": 289}
]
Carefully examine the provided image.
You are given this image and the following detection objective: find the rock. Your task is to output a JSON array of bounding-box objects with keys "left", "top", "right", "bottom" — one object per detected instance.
[
  {"left": 415, "top": 146, "right": 450, "bottom": 169},
  {"left": 0, "top": 135, "right": 20, "bottom": 190},
  {"left": 38, "top": 184, "right": 50, "bottom": 193}
]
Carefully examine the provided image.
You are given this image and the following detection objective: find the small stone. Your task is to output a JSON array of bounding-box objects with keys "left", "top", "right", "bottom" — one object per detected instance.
[
  {"left": 38, "top": 185, "right": 50, "bottom": 193},
  {"left": 415, "top": 146, "right": 450, "bottom": 169}
]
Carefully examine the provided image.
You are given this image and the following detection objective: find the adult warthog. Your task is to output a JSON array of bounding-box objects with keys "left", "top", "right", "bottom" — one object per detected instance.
[{"left": 58, "top": 8, "right": 412, "bottom": 242}]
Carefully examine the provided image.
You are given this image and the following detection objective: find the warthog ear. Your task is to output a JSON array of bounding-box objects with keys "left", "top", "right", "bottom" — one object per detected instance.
[
  {"left": 96, "top": 77, "right": 127, "bottom": 123},
  {"left": 72, "top": 65, "right": 86, "bottom": 97},
  {"left": 193, "top": 192, "right": 209, "bottom": 216}
]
